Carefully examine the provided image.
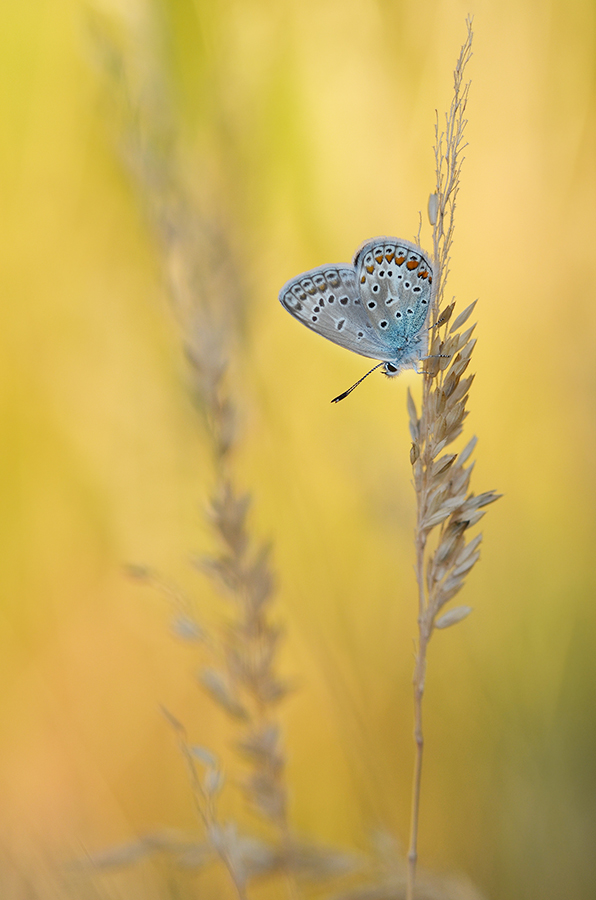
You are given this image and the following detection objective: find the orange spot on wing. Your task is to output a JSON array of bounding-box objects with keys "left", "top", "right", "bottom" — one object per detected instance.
[
  {"left": 385, "top": 250, "right": 394, "bottom": 262},
  {"left": 375, "top": 252, "right": 383, "bottom": 263},
  {"left": 418, "top": 270, "right": 429, "bottom": 279},
  {"left": 395, "top": 255, "right": 406, "bottom": 265},
  {"left": 406, "top": 259, "right": 420, "bottom": 270},
  {"left": 361, "top": 276, "right": 365, "bottom": 283},
  {"left": 366, "top": 265, "right": 374, "bottom": 274}
]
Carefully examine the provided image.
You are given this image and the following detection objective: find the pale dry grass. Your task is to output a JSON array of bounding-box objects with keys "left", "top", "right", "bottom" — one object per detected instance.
[
  {"left": 86, "top": 10, "right": 296, "bottom": 900},
  {"left": 405, "top": 19, "right": 500, "bottom": 900},
  {"left": 83, "top": 7, "right": 353, "bottom": 899},
  {"left": 75, "top": 9, "right": 497, "bottom": 900}
]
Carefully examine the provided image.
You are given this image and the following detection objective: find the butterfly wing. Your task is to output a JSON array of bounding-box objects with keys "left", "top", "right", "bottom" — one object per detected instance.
[
  {"left": 353, "top": 237, "right": 433, "bottom": 369},
  {"left": 279, "top": 263, "right": 391, "bottom": 361}
]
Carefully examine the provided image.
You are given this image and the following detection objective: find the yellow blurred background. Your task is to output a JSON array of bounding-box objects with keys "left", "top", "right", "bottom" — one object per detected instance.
[{"left": 1, "top": 0, "right": 595, "bottom": 897}]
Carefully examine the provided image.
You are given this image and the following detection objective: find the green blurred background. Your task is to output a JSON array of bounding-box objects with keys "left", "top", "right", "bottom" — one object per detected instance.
[{"left": 1, "top": 0, "right": 595, "bottom": 897}]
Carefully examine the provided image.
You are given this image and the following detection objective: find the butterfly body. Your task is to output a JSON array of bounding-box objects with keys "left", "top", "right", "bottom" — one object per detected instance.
[{"left": 279, "top": 237, "right": 433, "bottom": 377}]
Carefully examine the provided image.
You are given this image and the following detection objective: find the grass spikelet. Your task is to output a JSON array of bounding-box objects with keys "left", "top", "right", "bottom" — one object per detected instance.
[{"left": 405, "top": 18, "right": 501, "bottom": 900}]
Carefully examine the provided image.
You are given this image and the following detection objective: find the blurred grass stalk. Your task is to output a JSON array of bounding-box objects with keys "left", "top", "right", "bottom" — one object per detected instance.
[
  {"left": 405, "top": 18, "right": 500, "bottom": 900},
  {"left": 89, "top": 8, "right": 299, "bottom": 898}
]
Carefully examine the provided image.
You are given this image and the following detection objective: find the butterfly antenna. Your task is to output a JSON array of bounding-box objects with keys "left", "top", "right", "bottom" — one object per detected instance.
[{"left": 331, "top": 362, "right": 385, "bottom": 403}]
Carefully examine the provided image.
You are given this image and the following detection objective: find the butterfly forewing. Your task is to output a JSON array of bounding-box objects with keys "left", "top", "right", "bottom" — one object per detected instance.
[{"left": 279, "top": 263, "right": 390, "bottom": 360}]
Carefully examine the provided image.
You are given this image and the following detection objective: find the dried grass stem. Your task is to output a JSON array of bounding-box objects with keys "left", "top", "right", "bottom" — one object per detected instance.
[{"left": 405, "top": 18, "right": 499, "bottom": 900}]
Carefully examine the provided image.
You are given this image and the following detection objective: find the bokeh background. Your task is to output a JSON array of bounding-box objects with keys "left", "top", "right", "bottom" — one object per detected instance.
[{"left": 1, "top": 0, "right": 595, "bottom": 897}]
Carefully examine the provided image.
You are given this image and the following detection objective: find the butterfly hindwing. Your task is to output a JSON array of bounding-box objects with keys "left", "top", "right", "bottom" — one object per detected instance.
[
  {"left": 279, "top": 263, "right": 390, "bottom": 360},
  {"left": 353, "top": 238, "right": 433, "bottom": 350}
]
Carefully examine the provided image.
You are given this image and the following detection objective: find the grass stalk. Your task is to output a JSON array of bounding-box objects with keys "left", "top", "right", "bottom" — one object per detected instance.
[
  {"left": 90, "top": 10, "right": 298, "bottom": 896},
  {"left": 405, "top": 19, "right": 500, "bottom": 900}
]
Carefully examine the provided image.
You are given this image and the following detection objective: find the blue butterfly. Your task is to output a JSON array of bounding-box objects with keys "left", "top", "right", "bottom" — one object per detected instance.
[{"left": 279, "top": 237, "right": 433, "bottom": 401}]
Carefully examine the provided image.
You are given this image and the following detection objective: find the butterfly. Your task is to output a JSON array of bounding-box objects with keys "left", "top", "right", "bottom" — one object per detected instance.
[{"left": 279, "top": 237, "right": 433, "bottom": 401}]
